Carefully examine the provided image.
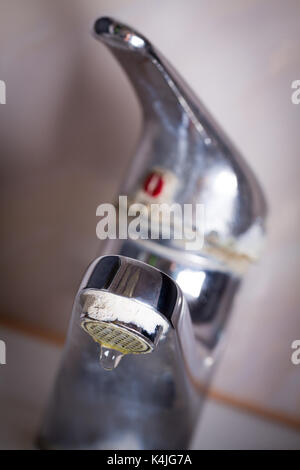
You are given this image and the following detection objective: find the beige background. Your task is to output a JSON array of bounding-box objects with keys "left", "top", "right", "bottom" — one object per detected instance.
[{"left": 0, "top": 0, "right": 300, "bottom": 434}]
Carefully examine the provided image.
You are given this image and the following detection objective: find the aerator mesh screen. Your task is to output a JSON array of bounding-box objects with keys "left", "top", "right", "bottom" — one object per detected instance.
[{"left": 81, "top": 320, "right": 152, "bottom": 354}]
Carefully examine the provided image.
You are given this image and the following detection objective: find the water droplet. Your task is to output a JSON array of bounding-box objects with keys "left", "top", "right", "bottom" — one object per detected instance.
[{"left": 99, "top": 345, "right": 124, "bottom": 370}]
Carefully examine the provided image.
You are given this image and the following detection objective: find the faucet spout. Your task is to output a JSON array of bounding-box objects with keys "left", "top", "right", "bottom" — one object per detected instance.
[{"left": 38, "top": 256, "right": 202, "bottom": 449}]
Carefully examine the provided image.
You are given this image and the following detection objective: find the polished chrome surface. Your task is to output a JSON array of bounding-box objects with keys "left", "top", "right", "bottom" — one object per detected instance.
[
  {"left": 116, "top": 240, "right": 240, "bottom": 350},
  {"left": 38, "top": 17, "right": 267, "bottom": 450}
]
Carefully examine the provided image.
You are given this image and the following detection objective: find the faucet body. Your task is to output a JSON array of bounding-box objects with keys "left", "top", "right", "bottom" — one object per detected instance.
[{"left": 38, "top": 18, "right": 266, "bottom": 449}]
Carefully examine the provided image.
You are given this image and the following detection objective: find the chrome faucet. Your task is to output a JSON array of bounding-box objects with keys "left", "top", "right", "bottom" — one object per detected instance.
[{"left": 38, "top": 17, "right": 267, "bottom": 449}]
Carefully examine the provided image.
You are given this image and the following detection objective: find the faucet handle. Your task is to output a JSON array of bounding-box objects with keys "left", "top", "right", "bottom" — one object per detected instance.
[{"left": 93, "top": 17, "right": 267, "bottom": 270}]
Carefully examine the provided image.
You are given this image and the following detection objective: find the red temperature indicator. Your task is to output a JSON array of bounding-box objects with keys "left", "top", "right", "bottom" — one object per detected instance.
[{"left": 143, "top": 172, "right": 164, "bottom": 197}]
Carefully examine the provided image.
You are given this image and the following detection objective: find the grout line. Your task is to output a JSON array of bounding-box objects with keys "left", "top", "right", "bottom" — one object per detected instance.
[
  {"left": 0, "top": 315, "right": 65, "bottom": 347},
  {"left": 207, "top": 388, "right": 300, "bottom": 432},
  {"left": 1, "top": 314, "right": 300, "bottom": 432}
]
